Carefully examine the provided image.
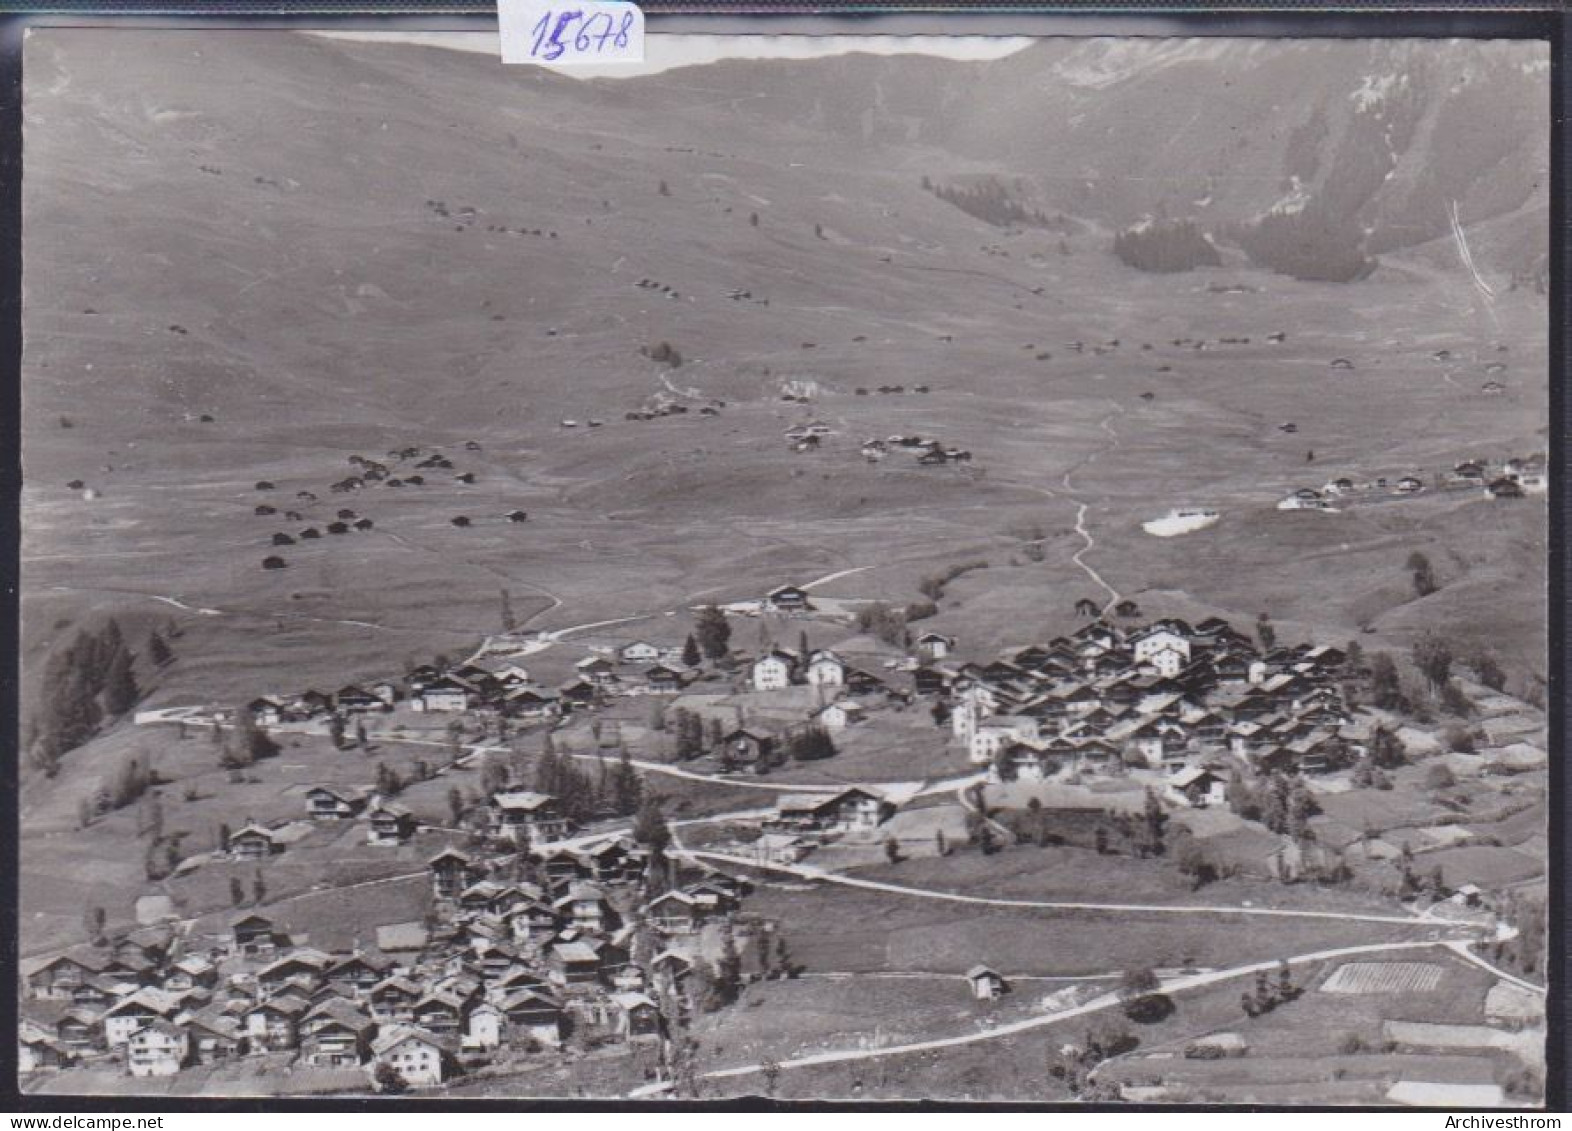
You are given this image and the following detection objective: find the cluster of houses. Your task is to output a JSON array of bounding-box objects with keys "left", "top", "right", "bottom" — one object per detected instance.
[
  {"left": 21, "top": 826, "right": 753, "bottom": 1090},
  {"left": 1280, "top": 455, "right": 1547, "bottom": 511},
  {"left": 243, "top": 644, "right": 703, "bottom": 737},
  {"left": 861, "top": 434, "right": 972, "bottom": 466},
  {"left": 927, "top": 617, "right": 1356, "bottom": 789},
  {"left": 624, "top": 397, "right": 722, "bottom": 423}
]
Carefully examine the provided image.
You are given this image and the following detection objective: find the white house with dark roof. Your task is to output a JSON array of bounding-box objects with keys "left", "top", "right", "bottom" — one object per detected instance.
[
  {"left": 805, "top": 650, "right": 848, "bottom": 687},
  {"left": 750, "top": 649, "right": 798, "bottom": 692},
  {"left": 370, "top": 1026, "right": 452, "bottom": 1088},
  {"left": 126, "top": 1020, "right": 187, "bottom": 1077},
  {"left": 969, "top": 715, "right": 1040, "bottom": 764}
]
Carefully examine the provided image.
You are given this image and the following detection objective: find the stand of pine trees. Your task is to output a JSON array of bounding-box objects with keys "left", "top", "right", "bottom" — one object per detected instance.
[
  {"left": 29, "top": 618, "right": 146, "bottom": 777},
  {"left": 1111, "top": 219, "right": 1221, "bottom": 273},
  {"left": 533, "top": 747, "right": 643, "bottom": 823}
]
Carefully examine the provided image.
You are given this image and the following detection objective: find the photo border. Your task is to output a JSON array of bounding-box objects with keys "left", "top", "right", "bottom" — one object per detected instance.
[{"left": 0, "top": 4, "right": 1563, "bottom": 1113}]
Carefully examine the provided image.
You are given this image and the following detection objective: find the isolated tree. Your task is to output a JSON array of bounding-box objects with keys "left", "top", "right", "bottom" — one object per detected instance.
[
  {"left": 1368, "top": 653, "right": 1404, "bottom": 710},
  {"left": 935, "top": 829, "right": 948, "bottom": 857},
  {"left": 975, "top": 823, "right": 997, "bottom": 856},
  {"left": 233, "top": 709, "right": 280, "bottom": 764},
  {"left": 1397, "top": 841, "right": 1418, "bottom": 897},
  {"left": 447, "top": 786, "right": 466, "bottom": 826},
  {"left": 693, "top": 606, "right": 731, "bottom": 661},
  {"left": 230, "top": 877, "right": 247, "bottom": 907},
  {"left": 328, "top": 714, "right": 347, "bottom": 750},
  {"left": 713, "top": 921, "right": 743, "bottom": 1003},
  {"left": 374, "top": 1062, "right": 409, "bottom": 1095},
  {"left": 108, "top": 756, "right": 151, "bottom": 810},
  {"left": 147, "top": 630, "right": 174, "bottom": 668},
  {"left": 1407, "top": 551, "right": 1439, "bottom": 598},
  {"left": 1440, "top": 679, "right": 1473, "bottom": 718},
  {"left": 1141, "top": 787, "right": 1167, "bottom": 857},
  {"left": 1252, "top": 969, "right": 1277, "bottom": 1014},
  {"left": 883, "top": 835, "right": 901, "bottom": 865},
  {"left": 1414, "top": 633, "right": 1454, "bottom": 691},
  {"left": 217, "top": 822, "right": 231, "bottom": 852},
  {"left": 787, "top": 725, "right": 837, "bottom": 762},
  {"left": 1255, "top": 613, "right": 1276, "bottom": 652},
  {"left": 772, "top": 934, "right": 793, "bottom": 979},
  {"left": 375, "top": 762, "right": 403, "bottom": 798},
  {"left": 672, "top": 709, "right": 704, "bottom": 762},
  {"left": 611, "top": 748, "right": 642, "bottom": 816},
  {"left": 658, "top": 179, "right": 671, "bottom": 197},
  {"left": 355, "top": 719, "right": 369, "bottom": 748},
  {"left": 1470, "top": 649, "right": 1506, "bottom": 692},
  {"left": 1119, "top": 968, "right": 1170, "bottom": 1022},
  {"left": 1175, "top": 840, "right": 1217, "bottom": 890},
  {"left": 633, "top": 797, "right": 672, "bottom": 857},
  {"left": 681, "top": 634, "right": 702, "bottom": 668},
  {"left": 481, "top": 755, "right": 509, "bottom": 798},
  {"left": 749, "top": 211, "right": 759, "bottom": 228},
  {"left": 84, "top": 906, "right": 107, "bottom": 946}
]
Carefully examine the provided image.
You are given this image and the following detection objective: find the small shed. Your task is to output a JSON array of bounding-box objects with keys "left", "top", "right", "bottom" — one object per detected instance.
[{"left": 965, "top": 965, "right": 1006, "bottom": 1001}]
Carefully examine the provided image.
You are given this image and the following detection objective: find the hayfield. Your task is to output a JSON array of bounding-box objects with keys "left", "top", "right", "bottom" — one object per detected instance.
[{"left": 747, "top": 881, "right": 1432, "bottom": 978}]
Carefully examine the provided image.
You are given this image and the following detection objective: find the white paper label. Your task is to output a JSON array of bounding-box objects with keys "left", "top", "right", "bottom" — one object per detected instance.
[{"left": 498, "top": 0, "right": 645, "bottom": 65}]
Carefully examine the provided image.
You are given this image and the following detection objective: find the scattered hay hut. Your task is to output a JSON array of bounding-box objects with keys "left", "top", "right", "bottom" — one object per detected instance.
[
  {"left": 506, "top": 510, "right": 528, "bottom": 524},
  {"left": 66, "top": 479, "right": 84, "bottom": 490},
  {"left": 255, "top": 504, "right": 277, "bottom": 516},
  {"left": 262, "top": 556, "right": 288, "bottom": 570},
  {"left": 272, "top": 533, "right": 295, "bottom": 546},
  {"left": 255, "top": 480, "right": 276, "bottom": 491},
  {"left": 300, "top": 527, "right": 322, "bottom": 540},
  {"left": 451, "top": 516, "right": 472, "bottom": 528},
  {"left": 353, "top": 518, "right": 374, "bottom": 531},
  {"left": 327, "top": 522, "right": 350, "bottom": 535},
  {"left": 337, "top": 509, "right": 357, "bottom": 520}
]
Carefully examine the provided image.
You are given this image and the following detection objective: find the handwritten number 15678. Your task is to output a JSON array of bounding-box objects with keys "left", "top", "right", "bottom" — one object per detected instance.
[{"left": 529, "top": 8, "right": 635, "bottom": 60}]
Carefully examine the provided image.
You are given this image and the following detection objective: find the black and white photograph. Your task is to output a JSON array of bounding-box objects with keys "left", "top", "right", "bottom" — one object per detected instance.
[{"left": 15, "top": 26, "right": 1552, "bottom": 1105}]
